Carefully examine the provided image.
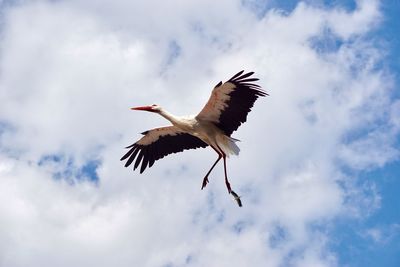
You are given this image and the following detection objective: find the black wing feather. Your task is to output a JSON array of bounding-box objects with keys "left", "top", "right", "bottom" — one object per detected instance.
[
  {"left": 217, "top": 71, "right": 267, "bottom": 136},
  {"left": 124, "top": 146, "right": 139, "bottom": 167},
  {"left": 229, "top": 70, "right": 245, "bottom": 80},
  {"left": 134, "top": 150, "right": 144, "bottom": 170},
  {"left": 121, "top": 130, "right": 208, "bottom": 173}
]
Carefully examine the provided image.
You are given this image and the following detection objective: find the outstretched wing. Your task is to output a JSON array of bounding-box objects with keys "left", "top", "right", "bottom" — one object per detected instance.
[
  {"left": 196, "top": 70, "right": 268, "bottom": 136},
  {"left": 121, "top": 126, "right": 208, "bottom": 173}
]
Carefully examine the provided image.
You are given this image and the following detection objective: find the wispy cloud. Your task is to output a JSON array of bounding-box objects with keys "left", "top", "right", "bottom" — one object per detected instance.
[{"left": 362, "top": 224, "right": 400, "bottom": 245}]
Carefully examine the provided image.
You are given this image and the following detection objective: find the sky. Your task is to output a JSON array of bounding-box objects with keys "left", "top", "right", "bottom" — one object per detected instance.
[{"left": 0, "top": 0, "right": 399, "bottom": 266}]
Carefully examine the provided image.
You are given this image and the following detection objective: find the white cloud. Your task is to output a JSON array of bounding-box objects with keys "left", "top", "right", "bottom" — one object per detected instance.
[
  {"left": 0, "top": 0, "right": 397, "bottom": 266},
  {"left": 362, "top": 224, "right": 400, "bottom": 244}
]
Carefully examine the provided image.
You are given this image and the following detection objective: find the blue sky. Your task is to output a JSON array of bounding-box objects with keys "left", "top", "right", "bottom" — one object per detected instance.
[
  {"left": 267, "top": 2, "right": 400, "bottom": 266},
  {"left": 0, "top": 0, "right": 399, "bottom": 266},
  {"left": 263, "top": 2, "right": 400, "bottom": 265},
  {"left": 331, "top": 1, "right": 400, "bottom": 266}
]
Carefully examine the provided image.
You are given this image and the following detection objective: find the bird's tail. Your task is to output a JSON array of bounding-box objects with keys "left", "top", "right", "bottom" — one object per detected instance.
[{"left": 217, "top": 135, "right": 240, "bottom": 157}]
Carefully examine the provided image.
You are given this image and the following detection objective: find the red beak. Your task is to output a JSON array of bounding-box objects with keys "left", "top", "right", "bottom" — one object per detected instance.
[{"left": 131, "top": 106, "right": 153, "bottom": 111}]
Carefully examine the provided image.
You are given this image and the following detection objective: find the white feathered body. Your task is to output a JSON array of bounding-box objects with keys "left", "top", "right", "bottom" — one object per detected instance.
[{"left": 161, "top": 112, "right": 240, "bottom": 157}]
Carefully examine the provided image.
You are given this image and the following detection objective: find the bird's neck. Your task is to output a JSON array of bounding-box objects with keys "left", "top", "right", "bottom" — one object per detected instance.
[{"left": 159, "top": 109, "right": 181, "bottom": 126}]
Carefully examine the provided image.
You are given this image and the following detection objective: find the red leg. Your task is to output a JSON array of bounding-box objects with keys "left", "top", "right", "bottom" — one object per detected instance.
[
  {"left": 216, "top": 145, "right": 231, "bottom": 194},
  {"left": 222, "top": 154, "right": 231, "bottom": 193},
  {"left": 201, "top": 155, "right": 221, "bottom": 190},
  {"left": 201, "top": 145, "right": 222, "bottom": 190}
]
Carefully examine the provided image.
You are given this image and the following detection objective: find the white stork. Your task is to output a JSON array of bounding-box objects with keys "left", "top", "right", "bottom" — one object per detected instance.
[{"left": 121, "top": 70, "right": 267, "bottom": 203}]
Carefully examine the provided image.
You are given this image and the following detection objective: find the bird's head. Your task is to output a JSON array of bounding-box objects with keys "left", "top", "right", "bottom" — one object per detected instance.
[{"left": 131, "top": 104, "right": 162, "bottom": 113}]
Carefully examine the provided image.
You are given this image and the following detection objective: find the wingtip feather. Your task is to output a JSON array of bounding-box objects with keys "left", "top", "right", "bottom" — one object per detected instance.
[{"left": 229, "top": 70, "right": 244, "bottom": 81}]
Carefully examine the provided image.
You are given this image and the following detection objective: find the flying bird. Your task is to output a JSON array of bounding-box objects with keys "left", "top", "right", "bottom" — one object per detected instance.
[{"left": 121, "top": 70, "right": 267, "bottom": 201}]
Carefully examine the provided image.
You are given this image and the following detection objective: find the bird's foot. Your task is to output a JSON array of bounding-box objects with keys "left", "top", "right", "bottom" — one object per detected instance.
[
  {"left": 230, "top": 190, "right": 242, "bottom": 207},
  {"left": 201, "top": 177, "right": 209, "bottom": 190}
]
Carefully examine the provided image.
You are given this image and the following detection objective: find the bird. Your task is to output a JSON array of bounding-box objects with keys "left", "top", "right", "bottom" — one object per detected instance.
[
  {"left": 121, "top": 70, "right": 267, "bottom": 199},
  {"left": 230, "top": 190, "right": 242, "bottom": 207}
]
